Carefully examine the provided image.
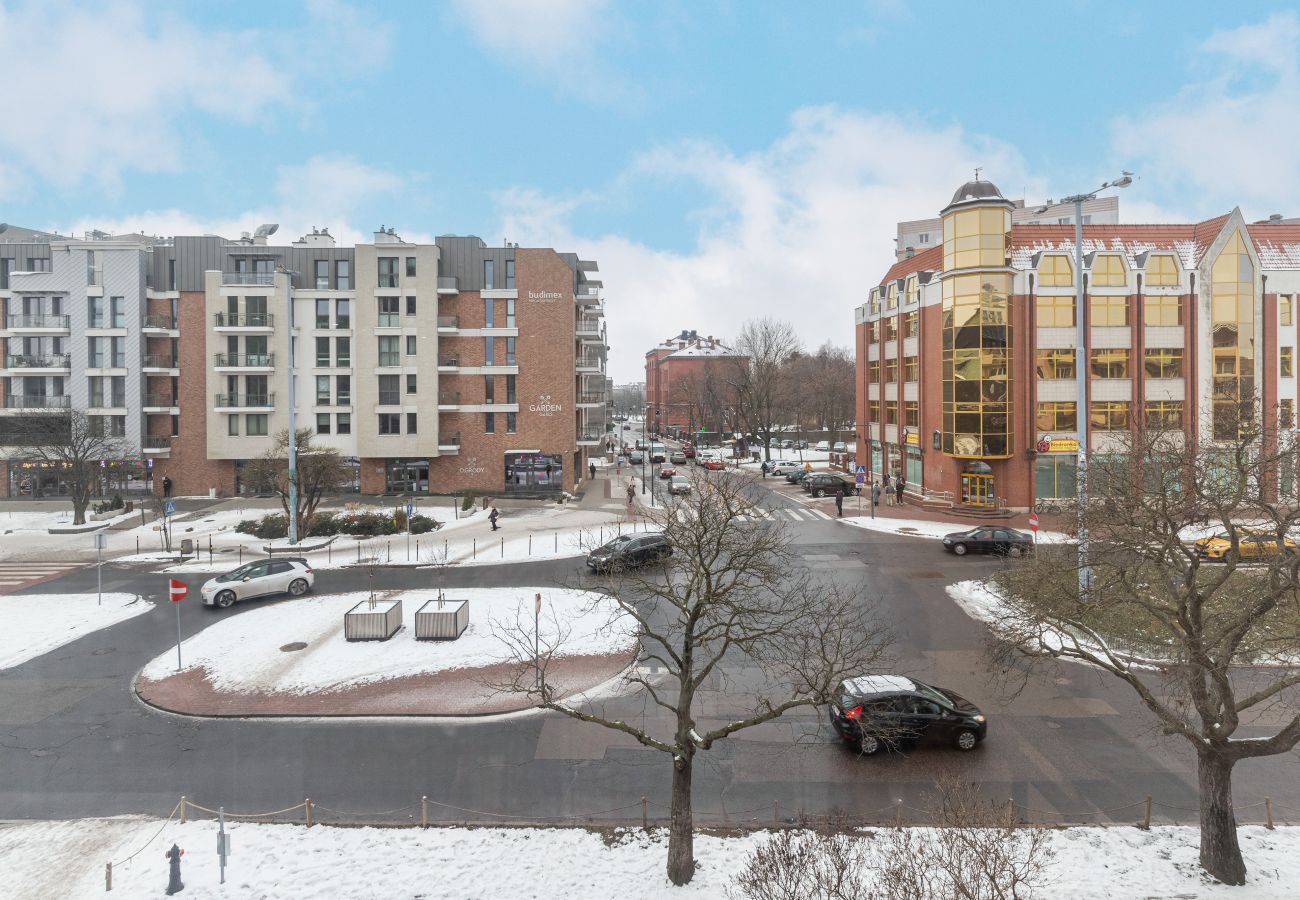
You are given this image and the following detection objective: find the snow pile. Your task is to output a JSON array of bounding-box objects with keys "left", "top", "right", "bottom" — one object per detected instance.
[
  {"left": 139, "top": 588, "right": 635, "bottom": 694},
  {"left": 0, "top": 592, "right": 152, "bottom": 671},
  {"left": 5, "top": 819, "right": 1297, "bottom": 900}
]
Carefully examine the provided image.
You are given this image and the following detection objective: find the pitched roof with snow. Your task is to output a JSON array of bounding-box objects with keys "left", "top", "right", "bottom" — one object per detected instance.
[
  {"left": 876, "top": 244, "right": 942, "bottom": 286},
  {"left": 667, "top": 342, "right": 744, "bottom": 359}
]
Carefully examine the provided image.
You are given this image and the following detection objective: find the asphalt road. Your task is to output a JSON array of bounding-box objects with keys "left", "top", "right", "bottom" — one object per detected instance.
[{"left": 1, "top": 433, "right": 1298, "bottom": 828}]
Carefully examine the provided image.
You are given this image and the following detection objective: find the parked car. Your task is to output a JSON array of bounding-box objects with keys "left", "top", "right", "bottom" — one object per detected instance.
[
  {"left": 785, "top": 468, "right": 814, "bottom": 484},
  {"left": 814, "top": 440, "right": 830, "bottom": 452},
  {"left": 767, "top": 460, "right": 802, "bottom": 475},
  {"left": 802, "top": 472, "right": 859, "bottom": 497},
  {"left": 1194, "top": 530, "right": 1299, "bottom": 560},
  {"left": 649, "top": 444, "right": 668, "bottom": 463},
  {"left": 621, "top": 424, "right": 630, "bottom": 430},
  {"left": 668, "top": 475, "right": 691, "bottom": 495},
  {"left": 586, "top": 532, "right": 672, "bottom": 572},
  {"left": 829, "top": 674, "right": 987, "bottom": 755},
  {"left": 201, "top": 558, "right": 314, "bottom": 608},
  {"left": 941, "top": 526, "right": 1034, "bottom": 557},
  {"left": 702, "top": 458, "right": 727, "bottom": 471},
  {"left": 832, "top": 441, "right": 848, "bottom": 452},
  {"left": 659, "top": 465, "right": 677, "bottom": 478},
  {"left": 780, "top": 439, "right": 794, "bottom": 449},
  {"left": 629, "top": 450, "right": 645, "bottom": 464}
]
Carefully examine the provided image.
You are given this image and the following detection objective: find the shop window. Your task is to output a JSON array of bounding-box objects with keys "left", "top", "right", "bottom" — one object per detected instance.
[{"left": 1035, "top": 455, "right": 1077, "bottom": 499}]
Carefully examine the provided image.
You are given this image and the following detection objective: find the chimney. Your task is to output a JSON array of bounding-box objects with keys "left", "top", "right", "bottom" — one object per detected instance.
[
  {"left": 905, "top": 246, "right": 915, "bottom": 258},
  {"left": 1270, "top": 213, "right": 1284, "bottom": 223}
]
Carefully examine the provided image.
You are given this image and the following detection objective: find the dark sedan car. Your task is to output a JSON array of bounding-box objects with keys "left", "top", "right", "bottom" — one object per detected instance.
[
  {"left": 801, "top": 472, "right": 859, "bottom": 498},
  {"left": 941, "top": 526, "right": 1034, "bottom": 557},
  {"left": 586, "top": 533, "right": 673, "bottom": 572},
  {"left": 785, "top": 468, "right": 813, "bottom": 484},
  {"left": 829, "top": 674, "right": 987, "bottom": 756}
]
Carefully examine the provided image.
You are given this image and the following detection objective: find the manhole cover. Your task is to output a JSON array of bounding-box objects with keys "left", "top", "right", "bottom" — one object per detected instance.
[
  {"left": 280, "top": 642, "right": 308, "bottom": 652},
  {"left": 92, "top": 647, "right": 116, "bottom": 656}
]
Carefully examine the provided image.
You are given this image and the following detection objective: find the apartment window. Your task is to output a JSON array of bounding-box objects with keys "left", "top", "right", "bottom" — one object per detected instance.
[
  {"left": 406, "top": 335, "right": 417, "bottom": 356},
  {"left": 336, "top": 260, "right": 351, "bottom": 291},
  {"left": 316, "top": 337, "right": 330, "bottom": 367},
  {"left": 1036, "top": 349, "right": 1075, "bottom": 380},
  {"left": 315, "top": 260, "right": 329, "bottom": 289},
  {"left": 1035, "top": 295, "right": 1075, "bottom": 327},
  {"left": 1144, "top": 295, "right": 1182, "bottom": 327},
  {"left": 316, "top": 375, "right": 331, "bottom": 405},
  {"left": 109, "top": 297, "right": 125, "bottom": 328},
  {"left": 1090, "top": 295, "right": 1129, "bottom": 327},
  {"left": 1144, "top": 348, "right": 1183, "bottom": 379},
  {"left": 1090, "top": 401, "right": 1130, "bottom": 431},
  {"left": 335, "top": 336, "right": 350, "bottom": 366},
  {"left": 1145, "top": 254, "right": 1179, "bottom": 287},
  {"left": 1091, "top": 254, "right": 1127, "bottom": 287},
  {"left": 316, "top": 299, "right": 330, "bottom": 329},
  {"left": 1037, "top": 254, "right": 1074, "bottom": 287},
  {"left": 89, "top": 377, "right": 105, "bottom": 407},
  {"left": 1282, "top": 295, "right": 1294, "bottom": 327},
  {"left": 1284, "top": 347, "right": 1295, "bottom": 378},
  {"left": 505, "top": 374, "right": 516, "bottom": 403},
  {"left": 378, "top": 374, "right": 400, "bottom": 406},
  {"left": 903, "top": 311, "right": 918, "bottom": 338},
  {"left": 484, "top": 376, "right": 495, "bottom": 404},
  {"left": 378, "top": 257, "right": 398, "bottom": 288},
  {"left": 484, "top": 259, "right": 494, "bottom": 290},
  {"left": 506, "top": 412, "right": 517, "bottom": 433},
  {"left": 484, "top": 411, "right": 495, "bottom": 434},
  {"left": 337, "top": 413, "right": 351, "bottom": 435},
  {"left": 378, "top": 335, "right": 399, "bottom": 367},
  {"left": 884, "top": 317, "right": 898, "bottom": 342},
  {"left": 484, "top": 336, "right": 495, "bottom": 366},
  {"left": 228, "top": 415, "right": 239, "bottom": 436},
  {"left": 505, "top": 298, "right": 516, "bottom": 328},
  {"left": 1282, "top": 400, "right": 1295, "bottom": 430},
  {"left": 483, "top": 297, "right": 494, "bottom": 328},
  {"left": 405, "top": 296, "right": 416, "bottom": 316},
  {"left": 904, "top": 356, "right": 918, "bottom": 382},
  {"left": 918, "top": 233, "right": 930, "bottom": 245},
  {"left": 401, "top": 257, "right": 414, "bottom": 278},
  {"left": 1144, "top": 400, "right": 1184, "bottom": 430},
  {"left": 869, "top": 320, "right": 880, "bottom": 342},
  {"left": 868, "top": 359, "right": 880, "bottom": 382},
  {"left": 1, "top": 258, "right": 11, "bottom": 289},
  {"left": 1090, "top": 348, "right": 1129, "bottom": 379},
  {"left": 336, "top": 299, "right": 350, "bottom": 329},
  {"left": 336, "top": 375, "right": 351, "bottom": 404},
  {"left": 1036, "top": 401, "right": 1077, "bottom": 431},
  {"left": 885, "top": 358, "right": 898, "bottom": 383},
  {"left": 378, "top": 296, "right": 400, "bottom": 327},
  {"left": 246, "top": 414, "right": 269, "bottom": 436},
  {"left": 868, "top": 400, "right": 880, "bottom": 422},
  {"left": 29, "top": 257, "right": 50, "bottom": 272},
  {"left": 378, "top": 412, "right": 400, "bottom": 434},
  {"left": 904, "top": 401, "right": 919, "bottom": 427},
  {"left": 885, "top": 401, "right": 898, "bottom": 425},
  {"left": 406, "top": 412, "right": 418, "bottom": 434},
  {"left": 505, "top": 336, "right": 516, "bottom": 365},
  {"left": 88, "top": 297, "right": 104, "bottom": 329},
  {"left": 316, "top": 413, "right": 331, "bottom": 434},
  {"left": 111, "top": 337, "right": 125, "bottom": 368},
  {"left": 505, "top": 259, "right": 515, "bottom": 288}
]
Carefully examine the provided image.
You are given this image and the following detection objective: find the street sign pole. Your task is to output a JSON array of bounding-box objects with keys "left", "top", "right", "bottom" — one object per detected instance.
[
  {"left": 406, "top": 502, "right": 413, "bottom": 562},
  {"left": 169, "top": 579, "right": 188, "bottom": 670},
  {"left": 94, "top": 533, "right": 107, "bottom": 606}
]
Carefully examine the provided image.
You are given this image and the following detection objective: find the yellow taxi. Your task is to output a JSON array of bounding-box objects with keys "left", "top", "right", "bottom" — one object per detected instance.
[{"left": 1194, "top": 529, "right": 1298, "bottom": 560}]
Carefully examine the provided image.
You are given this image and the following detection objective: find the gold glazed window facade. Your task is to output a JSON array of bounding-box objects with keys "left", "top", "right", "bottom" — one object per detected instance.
[
  {"left": 1090, "top": 348, "right": 1130, "bottom": 379},
  {"left": 868, "top": 400, "right": 880, "bottom": 421},
  {"left": 1282, "top": 294, "right": 1294, "bottom": 327},
  {"left": 1211, "top": 231, "right": 1256, "bottom": 440},
  {"left": 1035, "top": 295, "right": 1075, "bottom": 328},
  {"left": 885, "top": 317, "right": 898, "bottom": 342},
  {"left": 1035, "top": 349, "right": 1075, "bottom": 380},
  {"left": 903, "top": 310, "right": 919, "bottom": 338},
  {"left": 868, "top": 359, "right": 880, "bottom": 382},
  {"left": 1091, "top": 253, "right": 1127, "bottom": 286},
  {"left": 1037, "top": 254, "right": 1073, "bottom": 287},
  {"left": 905, "top": 276, "right": 918, "bottom": 306},
  {"left": 942, "top": 208, "right": 1010, "bottom": 270},
  {"left": 885, "top": 358, "right": 898, "bottom": 383},
  {"left": 1144, "top": 400, "right": 1184, "bottom": 430},
  {"left": 903, "top": 356, "right": 918, "bottom": 382},
  {"left": 1036, "top": 401, "right": 1077, "bottom": 431},
  {"left": 940, "top": 272, "right": 1012, "bottom": 457},
  {"left": 1145, "top": 254, "right": 1179, "bottom": 286},
  {"left": 904, "top": 401, "right": 919, "bottom": 427},
  {"left": 1090, "top": 400, "right": 1130, "bottom": 431},
  {"left": 1090, "top": 295, "right": 1129, "bottom": 327},
  {"left": 1282, "top": 347, "right": 1293, "bottom": 378},
  {"left": 1144, "top": 348, "right": 1183, "bottom": 379},
  {"left": 1143, "top": 294, "right": 1182, "bottom": 327}
]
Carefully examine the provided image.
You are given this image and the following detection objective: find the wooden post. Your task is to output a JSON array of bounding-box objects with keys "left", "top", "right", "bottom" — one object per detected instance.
[
  {"left": 1142, "top": 795, "right": 1152, "bottom": 830},
  {"left": 1005, "top": 798, "right": 1015, "bottom": 828},
  {"left": 1266, "top": 797, "right": 1274, "bottom": 829},
  {"left": 641, "top": 796, "right": 648, "bottom": 831},
  {"left": 421, "top": 795, "right": 428, "bottom": 828},
  {"left": 305, "top": 798, "right": 313, "bottom": 828},
  {"left": 179, "top": 796, "right": 187, "bottom": 824},
  {"left": 772, "top": 800, "right": 780, "bottom": 828},
  {"left": 105, "top": 861, "right": 112, "bottom": 892}
]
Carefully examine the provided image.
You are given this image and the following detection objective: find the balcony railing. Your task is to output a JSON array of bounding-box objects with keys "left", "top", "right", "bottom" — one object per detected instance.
[
  {"left": 378, "top": 274, "right": 399, "bottom": 289},
  {"left": 576, "top": 391, "right": 605, "bottom": 403},
  {"left": 378, "top": 353, "right": 401, "bottom": 367},
  {"left": 7, "top": 314, "right": 70, "bottom": 329},
  {"left": 577, "top": 356, "right": 603, "bottom": 369},
  {"left": 438, "top": 432, "right": 461, "bottom": 446},
  {"left": 5, "top": 354, "right": 71, "bottom": 368},
  {"left": 437, "top": 315, "right": 459, "bottom": 329},
  {"left": 377, "top": 313, "right": 401, "bottom": 328},
  {"left": 576, "top": 317, "right": 601, "bottom": 333},
  {"left": 438, "top": 391, "right": 460, "bottom": 405},
  {"left": 143, "top": 314, "right": 177, "bottom": 330},
  {"left": 143, "top": 354, "right": 178, "bottom": 369},
  {"left": 437, "top": 276, "right": 459, "bottom": 293},
  {"left": 439, "top": 357, "right": 460, "bottom": 368},
  {"left": 214, "top": 393, "right": 274, "bottom": 408},
  {"left": 222, "top": 272, "right": 276, "bottom": 286},
  {"left": 576, "top": 286, "right": 601, "bottom": 303},
  {"left": 377, "top": 392, "right": 401, "bottom": 406},
  {"left": 88, "top": 397, "right": 127, "bottom": 409},
  {"left": 142, "top": 435, "right": 171, "bottom": 449},
  {"left": 5, "top": 394, "right": 70, "bottom": 409},
  {"left": 214, "top": 312, "right": 274, "bottom": 328},
  {"left": 214, "top": 352, "right": 273, "bottom": 367},
  {"left": 144, "top": 393, "right": 178, "bottom": 408}
]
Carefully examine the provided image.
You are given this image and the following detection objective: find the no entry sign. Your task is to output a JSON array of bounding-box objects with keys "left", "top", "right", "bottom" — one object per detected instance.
[
  {"left": 168, "top": 579, "right": 188, "bottom": 602},
  {"left": 1028, "top": 513, "right": 1040, "bottom": 532}
]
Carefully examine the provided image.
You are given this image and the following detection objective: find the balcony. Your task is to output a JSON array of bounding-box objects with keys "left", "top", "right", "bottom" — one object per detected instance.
[
  {"left": 438, "top": 391, "right": 461, "bottom": 410},
  {"left": 214, "top": 352, "right": 274, "bottom": 369},
  {"left": 222, "top": 272, "right": 276, "bottom": 286},
  {"left": 7, "top": 314, "right": 70, "bottom": 331},
  {"left": 143, "top": 314, "right": 178, "bottom": 332},
  {"left": 437, "top": 315, "right": 459, "bottom": 332},
  {"left": 4, "top": 354, "right": 71, "bottom": 370},
  {"left": 437, "top": 276, "right": 459, "bottom": 295},
  {"left": 437, "top": 431, "right": 461, "bottom": 453},
  {"left": 576, "top": 432, "right": 605, "bottom": 446},
  {"left": 143, "top": 393, "right": 179, "bottom": 412},
  {"left": 575, "top": 286, "right": 601, "bottom": 305},
  {"left": 576, "top": 391, "right": 605, "bottom": 408},
  {"left": 576, "top": 317, "right": 602, "bottom": 336},
  {"left": 214, "top": 393, "right": 274, "bottom": 409},
  {"left": 142, "top": 435, "right": 171, "bottom": 455},
  {"left": 576, "top": 355, "right": 603, "bottom": 373},
  {"left": 438, "top": 356, "right": 461, "bottom": 372},
  {"left": 214, "top": 312, "right": 274, "bottom": 330},
  {"left": 3, "top": 394, "right": 70, "bottom": 410},
  {"left": 142, "top": 354, "right": 179, "bottom": 373}
]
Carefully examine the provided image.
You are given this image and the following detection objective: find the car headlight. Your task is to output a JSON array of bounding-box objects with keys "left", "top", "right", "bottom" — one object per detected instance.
[{"left": 974, "top": 714, "right": 985, "bottom": 723}]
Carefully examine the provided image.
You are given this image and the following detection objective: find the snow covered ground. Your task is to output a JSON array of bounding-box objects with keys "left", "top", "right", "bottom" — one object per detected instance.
[
  {"left": 0, "top": 592, "right": 152, "bottom": 671},
  {"left": 4, "top": 818, "right": 1296, "bottom": 900},
  {"left": 0, "top": 508, "right": 140, "bottom": 561},
  {"left": 138, "top": 587, "right": 635, "bottom": 694},
  {"left": 841, "top": 515, "right": 1072, "bottom": 544}
]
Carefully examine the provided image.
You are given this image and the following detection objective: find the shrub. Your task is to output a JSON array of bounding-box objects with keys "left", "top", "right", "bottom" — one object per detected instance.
[
  {"left": 237, "top": 514, "right": 288, "bottom": 539},
  {"left": 461, "top": 490, "right": 477, "bottom": 512},
  {"left": 307, "top": 515, "right": 341, "bottom": 537},
  {"left": 409, "top": 514, "right": 438, "bottom": 534},
  {"left": 392, "top": 509, "right": 408, "bottom": 531},
  {"left": 335, "top": 511, "right": 400, "bottom": 536}
]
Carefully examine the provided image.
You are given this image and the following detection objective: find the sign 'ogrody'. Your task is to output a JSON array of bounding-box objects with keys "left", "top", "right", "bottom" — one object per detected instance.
[
  {"left": 526, "top": 290, "right": 562, "bottom": 302},
  {"left": 529, "top": 394, "right": 563, "bottom": 416},
  {"left": 458, "top": 457, "right": 486, "bottom": 476}
]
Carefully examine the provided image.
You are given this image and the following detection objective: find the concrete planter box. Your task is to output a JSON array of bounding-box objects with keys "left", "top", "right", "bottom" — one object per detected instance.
[
  {"left": 344, "top": 597, "right": 402, "bottom": 641},
  {"left": 415, "top": 599, "right": 469, "bottom": 641}
]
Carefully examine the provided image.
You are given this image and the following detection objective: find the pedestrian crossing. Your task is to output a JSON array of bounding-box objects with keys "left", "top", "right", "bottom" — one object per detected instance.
[
  {"left": 735, "top": 506, "right": 833, "bottom": 523},
  {"left": 0, "top": 560, "right": 87, "bottom": 594}
]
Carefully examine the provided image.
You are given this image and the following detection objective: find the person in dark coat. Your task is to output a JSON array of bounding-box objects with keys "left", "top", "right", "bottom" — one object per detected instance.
[
  {"left": 835, "top": 485, "right": 844, "bottom": 517},
  {"left": 895, "top": 475, "right": 905, "bottom": 506},
  {"left": 162, "top": 476, "right": 172, "bottom": 498},
  {"left": 881, "top": 471, "right": 892, "bottom": 506},
  {"left": 761, "top": 460, "right": 769, "bottom": 479},
  {"left": 489, "top": 505, "right": 500, "bottom": 531},
  {"left": 871, "top": 481, "right": 881, "bottom": 508},
  {"left": 589, "top": 462, "right": 596, "bottom": 480}
]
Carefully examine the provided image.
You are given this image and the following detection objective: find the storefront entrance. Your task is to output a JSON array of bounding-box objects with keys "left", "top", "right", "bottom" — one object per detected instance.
[
  {"left": 386, "top": 459, "right": 429, "bottom": 493},
  {"left": 960, "top": 472, "right": 995, "bottom": 507},
  {"left": 504, "top": 452, "right": 563, "bottom": 494}
]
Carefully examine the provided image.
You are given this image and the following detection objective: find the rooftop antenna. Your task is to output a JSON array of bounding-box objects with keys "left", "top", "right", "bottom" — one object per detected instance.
[{"left": 974, "top": 166, "right": 983, "bottom": 181}]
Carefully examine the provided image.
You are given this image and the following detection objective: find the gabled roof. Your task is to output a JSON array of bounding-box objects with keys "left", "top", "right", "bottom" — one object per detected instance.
[
  {"left": 876, "top": 244, "right": 942, "bottom": 287},
  {"left": 1009, "top": 213, "right": 1233, "bottom": 270}
]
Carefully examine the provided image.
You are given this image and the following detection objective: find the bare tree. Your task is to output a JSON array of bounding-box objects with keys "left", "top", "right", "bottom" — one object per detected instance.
[
  {"left": 492, "top": 471, "right": 891, "bottom": 885},
  {"left": 728, "top": 820, "right": 872, "bottom": 900},
  {"left": 732, "top": 318, "right": 802, "bottom": 462},
  {"left": 240, "top": 429, "right": 350, "bottom": 539},
  {"left": 26, "top": 410, "right": 129, "bottom": 525},
  {"left": 991, "top": 406, "right": 1300, "bottom": 885}
]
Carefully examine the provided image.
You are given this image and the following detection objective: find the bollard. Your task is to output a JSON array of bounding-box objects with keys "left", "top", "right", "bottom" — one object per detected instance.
[
  {"left": 239, "top": 545, "right": 243, "bottom": 564},
  {"left": 105, "top": 861, "right": 112, "bottom": 891},
  {"left": 1266, "top": 797, "right": 1275, "bottom": 829},
  {"left": 444, "top": 538, "right": 448, "bottom": 559},
  {"left": 179, "top": 796, "right": 187, "bottom": 824},
  {"left": 773, "top": 800, "right": 780, "bottom": 828},
  {"left": 357, "top": 542, "right": 362, "bottom": 563},
  {"left": 642, "top": 796, "right": 648, "bottom": 831},
  {"left": 422, "top": 795, "right": 429, "bottom": 828},
  {"left": 529, "top": 534, "right": 532, "bottom": 556},
  {"left": 500, "top": 536, "right": 504, "bottom": 558},
  {"left": 472, "top": 538, "right": 476, "bottom": 560},
  {"left": 894, "top": 802, "right": 903, "bottom": 829},
  {"left": 208, "top": 535, "right": 213, "bottom": 563},
  {"left": 554, "top": 531, "right": 558, "bottom": 552},
  {"left": 305, "top": 798, "right": 314, "bottom": 827},
  {"left": 135, "top": 536, "right": 139, "bottom": 555},
  {"left": 387, "top": 541, "right": 391, "bottom": 563},
  {"left": 600, "top": 526, "right": 603, "bottom": 544},
  {"left": 1141, "top": 795, "right": 1152, "bottom": 830},
  {"left": 328, "top": 542, "right": 332, "bottom": 564}
]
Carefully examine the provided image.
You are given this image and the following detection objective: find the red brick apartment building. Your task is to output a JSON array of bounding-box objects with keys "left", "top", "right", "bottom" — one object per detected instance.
[{"left": 644, "top": 330, "right": 746, "bottom": 439}]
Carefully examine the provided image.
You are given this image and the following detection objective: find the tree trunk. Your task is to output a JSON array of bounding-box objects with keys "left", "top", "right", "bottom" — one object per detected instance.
[
  {"left": 666, "top": 754, "right": 695, "bottom": 885},
  {"left": 1197, "top": 748, "right": 1246, "bottom": 885},
  {"left": 71, "top": 486, "right": 89, "bottom": 525}
]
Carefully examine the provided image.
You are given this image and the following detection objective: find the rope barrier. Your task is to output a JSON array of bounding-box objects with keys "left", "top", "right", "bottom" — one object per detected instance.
[
  {"left": 110, "top": 800, "right": 181, "bottom": 868},
  {"left": 185, "top": 801, "right": 307, "bottom": 818},
  {"left": 311, "top": 803, "right": 419, "bottom": 818}
]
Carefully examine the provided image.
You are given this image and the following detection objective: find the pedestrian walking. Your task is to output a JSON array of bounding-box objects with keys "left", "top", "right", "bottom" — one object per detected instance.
[
  {"left": 162, "top": 475, "right": 173, "bottom": 498},
  {"left": 835, "top": 485, "right": 844, "bottom": 517},
  {"left": 589, "top": 462, "right": 596, "bottom": 480},
  {"left": 895, "top": 475, "right": 905, "bottom": 506},
  {"left": 871, "top": 481, "right": 881, "bottom": 508},
  {"left": 761, "top": 460, "right": 769, "bottom": 479},
  {"left": 627, "top": 480, "right": 636, "bottom": 505},
  {"left": 881, "top": 472, "right": 892, "bottom": 506},
  {"left": 489, "top": 504, "right": 500, "bottom": 531}
]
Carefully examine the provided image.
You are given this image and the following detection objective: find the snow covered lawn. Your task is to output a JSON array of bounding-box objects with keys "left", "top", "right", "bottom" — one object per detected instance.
[
  {"left": 5, "top": 818, "right": 1297, "bottom": 900},
  {"left": 0, "top": 592, "right": 152, "bottom": 671},
  {"left": 139, "top": 588, "right": 635, "bottom": 695},
  {"left": 842, "top": 515, "right": 1072, "bottom": 543}
]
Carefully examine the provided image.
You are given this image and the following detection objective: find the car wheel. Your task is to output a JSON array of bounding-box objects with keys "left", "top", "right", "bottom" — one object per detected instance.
[
  {"left": 1008, "top": 546, "right": 1024, "bottom": 559},
  {"left": 288, "top": 578, "right": 309, "bottom": 596},
  {"left": 215, "top": 590, "right": 237, "bottom": 608},
  {"left": 952, "top": 543, "right": 968, "bottom": 556},
  {"left": 859, "top": 733, "right": 882, "bottom": 756},
  {"left": 954, "top": 729, "right": 979, "bottom": 751}
]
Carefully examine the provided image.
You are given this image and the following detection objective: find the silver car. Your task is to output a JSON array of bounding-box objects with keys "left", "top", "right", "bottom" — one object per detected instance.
[
  {"left": 201, "top": 557, "right": 315, "bottom": 608},
  {"left": 669, "top": 475, "right": 691, "bottom": 495}
]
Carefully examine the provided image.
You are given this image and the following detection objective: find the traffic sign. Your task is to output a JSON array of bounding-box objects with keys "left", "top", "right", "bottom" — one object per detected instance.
[
  {"left": 164, "top": 500, "right": 176, "bottom": 517},
  {"left": 855, "top": 464, "right": 866, "bottom": 475},
  {"left": 855, "top": 473, "right": 866, "bottom": 484},
  {"left": 1028, "top": 512, "right": 1040, "bottom": 532},
  {"left": 405, "top": 502, "right": 414, "bottom": 518},
  {"left": 168, "top": 579, "right": 188, "bottom": 602}
]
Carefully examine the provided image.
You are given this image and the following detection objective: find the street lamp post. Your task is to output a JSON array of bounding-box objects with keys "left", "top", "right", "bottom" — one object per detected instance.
[
  {"left": 279, "top": 267, "right": 300, "bottom": 544},
  {"left": 1038, "top": 173, "right": 1133, "bottom": 601}
]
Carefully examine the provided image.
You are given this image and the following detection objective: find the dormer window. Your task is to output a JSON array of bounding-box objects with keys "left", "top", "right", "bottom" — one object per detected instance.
[
  {"left": 1145, "top": 254, "right": 1179, "bottom": 287},
  {"left": 1038, "top": 254, "right": 1073, "bottom": 287},
  {"left": 1091, "top": 253, "right": 1126, "bottom": 287}
]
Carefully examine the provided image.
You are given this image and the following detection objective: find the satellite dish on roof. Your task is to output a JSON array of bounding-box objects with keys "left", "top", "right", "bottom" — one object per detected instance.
[{"left": 254, "top": 224, "right": 279, "bottom": 239}]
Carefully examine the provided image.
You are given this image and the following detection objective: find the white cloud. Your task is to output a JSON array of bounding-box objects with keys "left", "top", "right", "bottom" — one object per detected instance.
[
  {"left": 497, "top": 106, "right": 1037, "bottom": 383},
  {"left": 1111, "top": 11, "right": 1300, "bottom": 218},
  {"left": 0, "top": 1, "right": 391, "bottom": 199}
]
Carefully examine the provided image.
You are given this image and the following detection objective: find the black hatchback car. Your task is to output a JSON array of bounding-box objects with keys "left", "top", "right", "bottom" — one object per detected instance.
[
  {"left": 941, "top": 526, "right": 1034, "bottom": 557},
  {"left": 586, "top": 532, "right": 672, "bottom": 572},
  {"left": 802, "top": 472, "right": 859, "bottom": 497},
  {"left": 829, "top": 674, "right": 987, "bottom": 755}
]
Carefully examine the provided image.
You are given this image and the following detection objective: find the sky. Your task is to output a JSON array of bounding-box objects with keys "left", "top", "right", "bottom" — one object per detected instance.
[{"left": 2, "top": 0, "right": 1298, "bottom": 383}]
